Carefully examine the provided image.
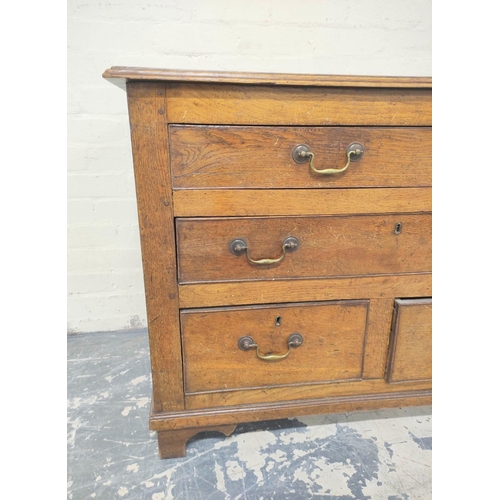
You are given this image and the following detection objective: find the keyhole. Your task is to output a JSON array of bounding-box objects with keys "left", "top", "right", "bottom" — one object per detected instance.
[
  {"left": 275, "top": 316, "right": 282, "bottom": 326},
  {"left": 394, "top": 223, "right": 402, "bottom": 235}
]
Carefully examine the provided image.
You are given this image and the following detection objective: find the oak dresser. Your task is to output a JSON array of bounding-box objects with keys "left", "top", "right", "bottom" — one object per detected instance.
[{"left": 102, "top": 67, "right": 432, "bottom": 459}]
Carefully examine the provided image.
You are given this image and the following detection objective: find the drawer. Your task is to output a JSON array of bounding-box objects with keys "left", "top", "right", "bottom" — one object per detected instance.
[
  {"left": 386, "top": 298, "right": 432, "bottom": 383},
  {"left": 166, "top": 83, "right": 432, "bottom": 126},
  {"left": 170, "top": 126, "right": 431, "bottom": 189},
  {"left": 181, "top": 300, "right": 369, "bottom": 393},
  {"left": 176, "top": 214, "right": 432, "bottom": 283}
]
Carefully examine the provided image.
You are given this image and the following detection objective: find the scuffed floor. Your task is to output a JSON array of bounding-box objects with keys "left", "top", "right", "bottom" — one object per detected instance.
[{"left": 68, "top": 330, "right": 431, "bottom": 500}]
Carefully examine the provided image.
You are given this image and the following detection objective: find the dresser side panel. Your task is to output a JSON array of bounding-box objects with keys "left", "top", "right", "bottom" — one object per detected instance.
[{"left": 126, "top": 81, "right": 184, "bottom": 412}]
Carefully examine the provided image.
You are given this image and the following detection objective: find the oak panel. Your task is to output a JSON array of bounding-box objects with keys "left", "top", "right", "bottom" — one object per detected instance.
[{"left": 126, "top": 82, "right": 184, "bottom": 411}]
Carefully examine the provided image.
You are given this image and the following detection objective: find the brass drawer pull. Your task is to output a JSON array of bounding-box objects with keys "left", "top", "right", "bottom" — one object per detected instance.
[
  {"left": 292, "top": 142, "right": 364, "bottom": 175},
  {"left": 229, "top": 236, "right": 299, "bottom": 265},
  {"left": 238, "top": 333, "right": 304, "bottom": 361}
]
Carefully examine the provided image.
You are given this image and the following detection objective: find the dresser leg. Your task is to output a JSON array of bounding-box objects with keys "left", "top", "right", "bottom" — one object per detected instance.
[{"left": 157, "top": 424, "right": 237, "bottom": 459}]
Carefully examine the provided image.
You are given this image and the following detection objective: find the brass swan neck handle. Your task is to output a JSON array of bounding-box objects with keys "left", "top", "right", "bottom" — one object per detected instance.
[
  {"left": 238, "top": 334, "right": 304, "bottom": 361},
  {"left": 230, "top": 236, "right": 299, "bottom": 265},
  {"left": 292, "top": 142, "right": 364, "bottom": 175}
]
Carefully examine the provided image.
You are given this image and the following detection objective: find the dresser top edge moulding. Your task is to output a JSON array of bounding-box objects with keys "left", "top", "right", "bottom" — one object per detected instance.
[{"left": 102, "top": 66, "right": 432, "bottom": 90}]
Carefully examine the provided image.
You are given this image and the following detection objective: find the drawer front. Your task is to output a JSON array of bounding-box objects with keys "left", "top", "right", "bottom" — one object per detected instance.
[
  {"left": 386, "top": 298, "right": 432, "bottom": 383},
  {"left": 170, "top": 126, "right": 431, "bottom": 190},
  {"left": 181, "top": 300, "right": 369, "bottom": 393},
  {"left": 176, "top": 214, "right": 432, "bottom": 283},
  {"left": 166, "top": 83, "right": 432, "bottom": 126}
]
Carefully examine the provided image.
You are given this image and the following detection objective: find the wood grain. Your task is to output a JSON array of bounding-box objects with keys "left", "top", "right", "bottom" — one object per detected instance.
[
  {"left": 170, "top": 126, "right": 432, "bottom": 189},
  {"left": 362, "top": 298, "right": 396, "bottom": 379},
  {"left": 178, "top": 273, "right": 432, "bottom": 308},
  {"left": 150, "top": 390, "right": 432, "bottom": 431},
  {"left": 185, "top": 378, "right": 432, "bottom": 409},
  {"left": 172, "top": 188, "right": 432, "bottom": 217},
  {"left": 103, "top": 67, "right": 432, "bottom": 88},
  {"left": 181, "top": 301, "right": 368, "bottom": 393},
  {"left": 166, "top": 84, "right": 432, "bottom": 126},
  {"left": 387, "top": 298, "right": 432, "bottom": 383},
  {"left": 176, "top": 214, "right": 432, "bottom": 283},
  {"left": 126, "top": 82, "right": 184, "bottom": 412}
]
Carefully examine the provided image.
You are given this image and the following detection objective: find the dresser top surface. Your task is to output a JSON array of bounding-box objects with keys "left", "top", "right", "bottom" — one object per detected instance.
[{"left": 102, "top": 67, "right": 432, "bottom": 89}]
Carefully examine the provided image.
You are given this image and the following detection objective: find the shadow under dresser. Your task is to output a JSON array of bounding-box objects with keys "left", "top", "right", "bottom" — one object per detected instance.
[{"left": 102, "top": 67, "right": 432, "bottom": 459}]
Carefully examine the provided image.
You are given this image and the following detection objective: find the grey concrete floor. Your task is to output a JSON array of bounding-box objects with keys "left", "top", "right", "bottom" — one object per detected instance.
[{"left": 67, "top": 330, "right": 431, "bottom": 500}]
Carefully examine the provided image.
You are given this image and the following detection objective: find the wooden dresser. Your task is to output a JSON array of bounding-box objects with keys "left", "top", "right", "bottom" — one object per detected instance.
[{"left": 103, "top": 67, "right": 432, "bottom": 459}]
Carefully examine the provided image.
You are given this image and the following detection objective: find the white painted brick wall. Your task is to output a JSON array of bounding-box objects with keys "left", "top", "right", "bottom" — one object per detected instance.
[{"left": 67, "top": 0, "right": 431, "bottom": 334}]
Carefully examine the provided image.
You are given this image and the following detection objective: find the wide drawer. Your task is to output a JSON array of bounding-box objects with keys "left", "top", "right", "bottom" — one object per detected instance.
[
  {"left": 170, "top": 126, "right": 431, "bottom": 189},
  {"left": 181, "top": 300, "right": 369, "bottom": 394},
  {"left": 176, "top": 214, "right": 432, "bottom": 283}
]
